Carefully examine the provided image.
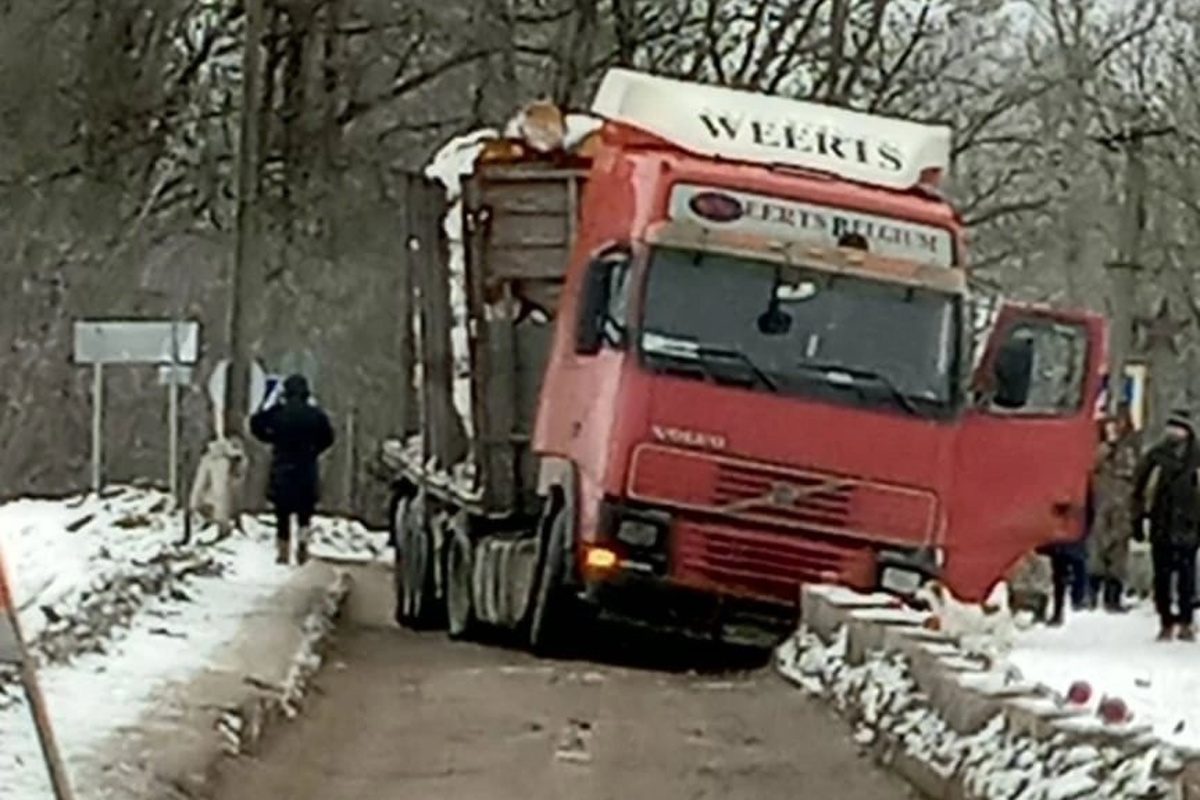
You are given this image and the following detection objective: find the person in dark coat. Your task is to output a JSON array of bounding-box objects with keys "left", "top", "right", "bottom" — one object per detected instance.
[
  {"left": 1133, "top": 409, "right": 1200, "bottom": 641},
  {"left": 250, "top": 374, "right": 335, "bottom": 565}
]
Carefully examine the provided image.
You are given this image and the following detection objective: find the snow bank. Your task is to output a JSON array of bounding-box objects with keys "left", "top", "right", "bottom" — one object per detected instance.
[
  {"left": 0, "top": 487, "right": 380, "bottom": 799},
  {"left": 1010, "top": 606, "right": 1200, "bottom": 754},
  {"left": 779, "top": 625, "right": 1172, "bottom": 800}
]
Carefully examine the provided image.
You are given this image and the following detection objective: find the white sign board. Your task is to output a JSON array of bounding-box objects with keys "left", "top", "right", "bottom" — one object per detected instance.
[
  {"left": 591, "top": 69, "right": 952, "bottom": 191},
  {"left": 157, "top": 365, "right": 193, "bottom": 386},
  {"left": 73, "top": 320, "right": 199, "bottom": 365},
  {"left": 252, "top": 367, "right": 284, "bottom": 412},
  {"left": 1095, "top": 364, "right": 1147, "bottom": 431},
  {"left": 668, "top": 184, "right": 955, "bottom": 268}
]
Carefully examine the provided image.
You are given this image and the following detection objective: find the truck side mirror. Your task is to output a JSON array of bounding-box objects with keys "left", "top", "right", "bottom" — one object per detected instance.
[
  {"left": 575, "top": 246, "right": 630, "bottom": 356},
  {"left": 992, "top": 336, "right": 1034, "bottom": 409},
  {"left": 576, "top": 264, "right": 610, "bottom": 355}
]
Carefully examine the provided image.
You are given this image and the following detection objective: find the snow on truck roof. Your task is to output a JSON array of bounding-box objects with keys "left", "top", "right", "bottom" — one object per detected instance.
[{"left": 591, "top": 69, "right": 952, "bottom": 193}]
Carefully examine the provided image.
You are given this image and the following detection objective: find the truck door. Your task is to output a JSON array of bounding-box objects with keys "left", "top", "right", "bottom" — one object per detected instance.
[{"left": 944, "top": 304, "right": 1107, "bottom": 602}]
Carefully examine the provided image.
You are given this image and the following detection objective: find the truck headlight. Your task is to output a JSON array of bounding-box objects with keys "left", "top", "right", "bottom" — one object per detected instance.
[
  {"left": 616, "top": 519, "right": 660, "bottom": 548},
  {"left": 876, "top": 546, "right": 940, "bottom": 597}
]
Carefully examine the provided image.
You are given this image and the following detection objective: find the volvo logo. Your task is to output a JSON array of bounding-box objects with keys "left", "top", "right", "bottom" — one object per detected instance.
[
  {"left": 719, "top": 478, "right": 849, "bottom": 514},
  {"left": 767, "top": 482, "right": 801, "bottom": 506},
  {"left": 651, "top": 425, "right": 727, "bottom": 451}
]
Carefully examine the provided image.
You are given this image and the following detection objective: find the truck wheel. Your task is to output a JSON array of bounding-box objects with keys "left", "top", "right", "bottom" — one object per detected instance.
[
  {"left": 394, "top": 497, "right": 438, "bottom": 630},
  {"left": 445, "top": 528, "right": 477, "bottom": 639},
  {"left": 527, "top": 511, "right": 577, "bottom": 656}
]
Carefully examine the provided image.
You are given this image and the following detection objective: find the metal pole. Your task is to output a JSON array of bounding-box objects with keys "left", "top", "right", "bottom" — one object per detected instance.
[
  {"left": 168, "top": 325, "right": 181, "bottom": 506},
  {"left": 227, "top": 0, "right": 265, "bottom": 440},
  {"left": 15, "top": 624, "right": 76, "bottom": 800},
  {"left": 345, "top": 406, "right": 357, "bottom": 513},
  {"left": 91, "top": 363, "right": 104, "bottom": 494},
  {"left": 1107, "top": 132, "right": 1146, "bottom": 416}
]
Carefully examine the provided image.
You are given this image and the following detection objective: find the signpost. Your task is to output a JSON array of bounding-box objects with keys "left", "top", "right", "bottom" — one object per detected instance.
[
  {"left": 1096, "top": 363, "right": 1148, "bottom": 430},
  {"left": 72, "top": 320, "right": 201, "bottom": 500}
]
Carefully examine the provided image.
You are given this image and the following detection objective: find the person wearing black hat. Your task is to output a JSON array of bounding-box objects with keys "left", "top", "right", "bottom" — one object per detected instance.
[
  {"left": 250, "top": 374, "right": 336, "bottom": 565},
  {"left": 1133, "top": 409, "right": 1200, "bottom": 641}
]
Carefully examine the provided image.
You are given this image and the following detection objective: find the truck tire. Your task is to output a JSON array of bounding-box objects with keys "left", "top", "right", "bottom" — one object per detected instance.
[
  {"left": 445, "top": 527, "right": 477, "bottom": 639},
  {"left": 527, "top": 511, "right": 577, "bottom": 656},
  {"left": 394, "top": 497, "right": 438, "bottom": 630}
]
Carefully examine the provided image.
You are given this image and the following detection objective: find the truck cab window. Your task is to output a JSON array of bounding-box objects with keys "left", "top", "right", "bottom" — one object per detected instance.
[
  {"left": 638, "top": 246, "right": 959, "bottom": 415},
  {"left": 988, "top": 321, "right": 1087, "bottom": 415},
  {"left": 575, "top": 247, "right": 632, "bottom": 355},
  {"left": 602, "top": 258, "right": 631, "bottom": 345}
]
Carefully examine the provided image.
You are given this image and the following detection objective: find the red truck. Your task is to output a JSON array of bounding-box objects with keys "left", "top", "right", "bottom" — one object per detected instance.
[{"left": 379, "top": 69, "right": 1107, "bottom": 652}]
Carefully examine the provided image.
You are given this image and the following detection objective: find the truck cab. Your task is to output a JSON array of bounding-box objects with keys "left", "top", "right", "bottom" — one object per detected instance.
[{"left": 385, "top": 69, "right": 1106, "bottom": 652}]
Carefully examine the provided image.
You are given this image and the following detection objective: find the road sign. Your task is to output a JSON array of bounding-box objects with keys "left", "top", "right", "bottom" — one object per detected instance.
[
  {"left": 262, "top": 374, "right": 283, "bottom": 409},
  {"left": 157, "top": 364, "right": 194, "bottom": 386},
  {"left": 247, "top": 362, "right": 281, "bottom": 413},
  {"left": 208, "top": 359, "right": 278, "bottom": 439},
  {"left": 73, "top": 319, "right": 200, "bottom": 497},
  {"left": 1095, "top": 364, "right": 1147, "bottom": 430},
  {"left": 73, "top": 320, "right": 199, "bottom": 365}
]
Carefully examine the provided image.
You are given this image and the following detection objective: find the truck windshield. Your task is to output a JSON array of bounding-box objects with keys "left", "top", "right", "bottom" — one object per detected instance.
[{"left": 638, "top": 246, "right": 959, "bottom": 415}]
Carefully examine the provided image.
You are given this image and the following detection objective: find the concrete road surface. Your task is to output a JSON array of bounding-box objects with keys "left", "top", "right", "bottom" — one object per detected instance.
[{"left": 214, "top": 566, "right": 911, "bottom": 800}]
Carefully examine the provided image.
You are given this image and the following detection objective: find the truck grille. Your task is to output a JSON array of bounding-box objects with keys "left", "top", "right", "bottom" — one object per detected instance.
[
  {"left": 627, "top": 444, "right": 937, "bottom": 543},
  {"left": 672, "top": 520, "right": 874, "bottom": 604}
]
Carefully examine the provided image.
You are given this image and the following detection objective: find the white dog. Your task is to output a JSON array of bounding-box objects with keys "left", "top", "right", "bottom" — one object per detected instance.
[
  {"left": 187, "top": 436, "right": 248, "bottom": 540},
  {"left": 914, "top": 579, "right": 1028, "bottom": 663}
]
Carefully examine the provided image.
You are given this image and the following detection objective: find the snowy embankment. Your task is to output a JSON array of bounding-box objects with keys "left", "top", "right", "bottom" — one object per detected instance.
[
  {"left": 0, "top": 487, "right": 387, "bottom": 799},
  {"left": 1010, "top": 605, "right": 1200, "bottom": 754},
  {"left": 776, "top": 585, "right": 1199, "bottom": 800},
  {"left": 778, "top": 627, "right": 1168, "bottom": 800}
]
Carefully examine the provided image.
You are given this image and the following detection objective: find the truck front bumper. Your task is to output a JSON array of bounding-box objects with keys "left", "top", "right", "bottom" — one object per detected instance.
[{"left": 575, "top": 568, "right": 797, "bottom": 649}]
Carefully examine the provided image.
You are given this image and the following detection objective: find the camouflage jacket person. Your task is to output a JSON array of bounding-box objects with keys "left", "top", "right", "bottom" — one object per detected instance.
[{"left": 1088, "top": 430, "right": 1139, "bottom": 580}]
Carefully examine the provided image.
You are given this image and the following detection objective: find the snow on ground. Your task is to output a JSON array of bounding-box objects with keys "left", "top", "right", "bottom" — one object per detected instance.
[
  {"left": 779, "top": 627, "right": 1165, "bottom": 800},
  {"left": 1009, "top": 603, "right": 1200, "bottom": 753},
  {"left": 0, "top": 487, "right": 388, "bottom": 799}
]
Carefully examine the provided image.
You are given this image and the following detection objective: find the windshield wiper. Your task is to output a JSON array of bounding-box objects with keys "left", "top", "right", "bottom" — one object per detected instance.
[
  {"left": 642, "top": 333, "right": 778, "bottom": 392},
  {"left": 694, "top": 344, "right": 778, "bottom": 392},
  {"left": 794, "top": 361, "right": 924, "bottom": 417}
]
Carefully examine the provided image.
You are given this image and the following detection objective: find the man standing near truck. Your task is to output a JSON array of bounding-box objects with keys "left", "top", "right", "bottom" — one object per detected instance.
[
  {"left": 1133, "top": 409, "right": 1200, "bottom": 641},
  {"left": 1088, "top": 409, "right": 1139, "bottom": 612},
  {"left": 251, "top": 374, "right": 336, "bottom": 565}
]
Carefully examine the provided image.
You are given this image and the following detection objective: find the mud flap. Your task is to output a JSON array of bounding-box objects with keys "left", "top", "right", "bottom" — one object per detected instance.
[
  {"left": 471, "top": 537, "right": 539, "bottom": 629},
  {"left": 395, "top": 494, "right": 441, "bottom": 629}
]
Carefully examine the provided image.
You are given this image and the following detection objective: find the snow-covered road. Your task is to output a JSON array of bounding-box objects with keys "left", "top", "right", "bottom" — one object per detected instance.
[{"left": 0, "top": 487, "right": 388, "bottom": 800}]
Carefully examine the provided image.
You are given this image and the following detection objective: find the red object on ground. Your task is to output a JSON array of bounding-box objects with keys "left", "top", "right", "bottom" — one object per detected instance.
[
  {"left": 1066, "top": 680, "right": 1092, "bottom": 706},
  {"left": 1097, "top": 696, "right": 1131, "bottom": 725}
]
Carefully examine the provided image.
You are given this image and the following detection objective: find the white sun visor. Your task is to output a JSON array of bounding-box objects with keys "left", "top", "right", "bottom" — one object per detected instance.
[{"left": 591, "top": 69, "right": 952, "bottom": 192}]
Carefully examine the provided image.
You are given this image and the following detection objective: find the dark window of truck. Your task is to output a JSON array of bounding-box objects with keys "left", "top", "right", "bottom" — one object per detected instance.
[
  {"left": 636, "top": 246, "right": 960, "bottom": 415},
  {"left": 988, "top": 320, "right": 1088, "bottom": 416},
  {"left": 603, "top": 256, "right": 631, "bottom": 345}
]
